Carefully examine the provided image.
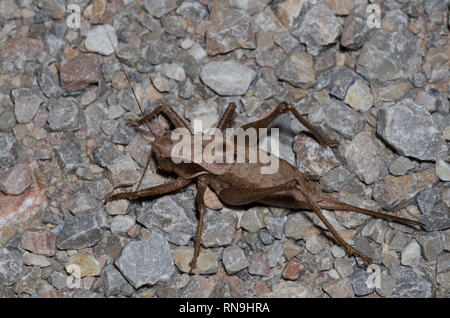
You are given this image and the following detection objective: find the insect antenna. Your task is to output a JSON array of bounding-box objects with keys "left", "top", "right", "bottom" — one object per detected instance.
[{"left": 104, "top": 26, "right": 154, "bottom": 192}]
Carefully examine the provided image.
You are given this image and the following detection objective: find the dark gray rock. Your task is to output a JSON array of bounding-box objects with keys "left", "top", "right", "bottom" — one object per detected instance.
[
  {"left": 328, "top": 67, "right": 359, "bottom": 100},
  {"left": 92, "top": 143, "right": 122, "bottom": 168},
  {"left": 320, "top": 166, "right": 354, "bottom": 192},
  {"left": 53, "top": 141, "right": 84, "bottom": 172},
  {"left": 324, "top": 99, "right": 366, "bottom": 139},
  {"left": 101, "top": 264, "right": 127, "bottom": 297},
  {"left": 56, "top": 210, "right": 103, "bottom": 250},
  {"left": 349, "top": 269, "right": 375, "bottom": 296}
]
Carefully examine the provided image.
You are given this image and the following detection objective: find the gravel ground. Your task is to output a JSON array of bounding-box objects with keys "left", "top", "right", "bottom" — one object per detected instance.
[{"left": 0, "top": 0, "right": 449, "bottom": 298}]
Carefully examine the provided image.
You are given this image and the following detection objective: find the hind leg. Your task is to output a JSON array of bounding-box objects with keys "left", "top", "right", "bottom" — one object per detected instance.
[{"left": 293, "top": 183, "right": 373, "bottom": 265}]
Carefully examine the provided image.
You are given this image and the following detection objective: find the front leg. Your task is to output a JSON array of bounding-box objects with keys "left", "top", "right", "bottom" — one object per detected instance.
[
  {"left": 189, "top": 177, "right": 208, "bottom": 274},
  {"left": 241, "top": 102, "right": 338, "bottom": 147},
  {"left": 105, "top": 177, "right": 191, "bottom": 202}
]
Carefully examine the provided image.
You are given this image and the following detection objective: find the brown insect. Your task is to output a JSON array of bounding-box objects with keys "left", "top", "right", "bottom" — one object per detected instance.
[{"left": 105, "top": 46, "right": 423, "bottom": 274}]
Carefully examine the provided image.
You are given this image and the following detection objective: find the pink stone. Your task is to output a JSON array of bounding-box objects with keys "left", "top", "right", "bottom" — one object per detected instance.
[
  {"left": 248, "top": 254, "right": 271, "bottom": 277},
  {"left": 21, "top": 228, "right": 57, "bottom": 257},
  {"left": 59, "top": 53, "right": 101, "bottom": 90}
]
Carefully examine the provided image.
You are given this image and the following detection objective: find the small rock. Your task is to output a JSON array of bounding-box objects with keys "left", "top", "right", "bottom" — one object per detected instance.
[
  {"left": 201, "top": 211, "right": 237, "bottom": 247},
  {"left": 222, "top": 245, "right": 249, "bottom": 274},
  {"left": 264, "top": 215, "right": 285, "bottom": 240},
  {"left": 205, "top": 1, "right": 255, "bottom": 56},
  {"left": 340, "top": 7, "right": 369, "bottom": 50},
  {"left": 357, "top": 29, "right": 420, "bottom": 82},
  {"left": 67, "top": 193, "right": 99, "bottom": 214},
  {"left": 57, "top": 210, "right": 103, "bottom": 250},
  {"left": 305, "top": 234, "right": 328, "bottom": 254},
  {"left": 377, "top": 99, "right": 447, "bottom": 161},
  {"left": 200, "top": 61, "right": 256, "bottom": 96},
  {"left": 21, "top": 228, "right": 57, "bottom": 256},
  {"left": 291, "top": 2, "right": 342, "bottom": 55},
  {"left": 323, "top": 278, "right": 354, "bottom": 298},
  {"left": 105, "top": 233, "right": 129, "bottom": 260},
  {"left": 324, "top": 99, "right": 366, "bottom": 139},
  {"left": 59, "top": 54, "right": 101, "bottom": 91},
  {"left": 0, "top": 248, "right": 24, "bottom": 286},
  {"left": 66, "top": 253, "right": 101, "bottom": 277},
  {"left": 23, "top": 252, "right": 52, "bottom": 267},
  {"left": 373, "top": 168, "right": 437, "bottom": 210},
  {"left": 110, "top": 215, "right": 135, "bottom": 233},
  {"left": 349, "top": 269, "right": 374, "bottom": 296},
  {"left": 390, "top": 265, "right": 432, "bottom": 298},
  {"left": 37, "top": 67, "right": 62, "bottom": 98},
  {"left": 146, "top": 33, "right": 181, "bottom": 65},
  {"left": 48, "top": 271, "right": 68, "bottom": 290},
  {"left": 179, "top": 275, "right": 215, "bottom": 298},
  {"left": 137, "top": 196, "right": 196, "bottom": 246},
  {"left": 37, "top": 0, "right": 66, "bottom": 19},
  {"left": 0, "top": 37, "right": 43, "bottom": 61},
  {"left": 101, "top": 264, "right": 127, "bottom": 297},
  {"left": 84, "top": 101, "right": 108, "bottom": 138},
  {"left": 0, "top": 133, "right": 25, "bottom": 171},
  {"left": 344, "top": 131, "right": 383, "bottom": 185},
  {"left": 294, "top": 134, "right": 339, "bottom": 180},
  {"left": 376, "top": 273, "right": 396, "bottom": 298},
  {"left": 14, "top": 267, "right": 40, "bottom": 294},
  {"left": 282, "top": 259, "right": 302, "bottom": 281},
  {"left": 85, "top": 25, "right": 118, "bottom": 56},
  {"left": 106, "top": 155, "right": 140, "bottom": 188},
  {"left": 401, "top": 240, "right": 421, "bottom": 267},
  {"left": 389, "top": 156, "right": 415, "bottom": 176},
  {"left": 436, "top": 160, "right": 450, "bottom": 181},
  {"left": 266, "top": 240, "right": 284, "bottom": 267},
  {"left": 258, "top": 228, "right": 274, "bottom": 245},
  {"left": 143, "top": 0, "right": 177, "bottom": 18},
  {"left": 13, "top": 89, "right": 45, "bottom": 124},
  {"left": 320, "top": 166, "right": 354, "bottom": 192},
  {"left": 285, "top": 213, "right": 313, "bottom": 240},
  {"left": 335, "top": 258, "right": 354, "bottom": 278},
  {"left": 172, "top": 246, "right": 218, "bottom": 275},
  {"left": 0, "top": 163, "right": 32, "bottom": 195},
  {"left": 162, "top": 63, "right": 186, "bottom": 82},
  {"left": 116, "top": 233, "right": 175, "bottom": 288},
  {"left": 331, "top": 245, "right": 345, "bottom": 258},
  {"left": 437, "top": 254, "right": 450, "bottom": 273},
  {"left": 47, "top": 98, "right": 79, "bottom": 131},
  {"left": 275, "top": 50, "right": 315, "bottom": 88},
  {"left": 105, "top": 199, "right": 130, "bottom": 216},
  {"left": 240, "top": 207, "right": 265, "bottom": 233},
  {"left": 344, "top": 79, "right": 373, "bottom": 112},
  {"left": 419, "top": 233, "right": 443, "bottom": 263},
  {"left": 248, "top": 253, "right": 271, "bottom": 277}
]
